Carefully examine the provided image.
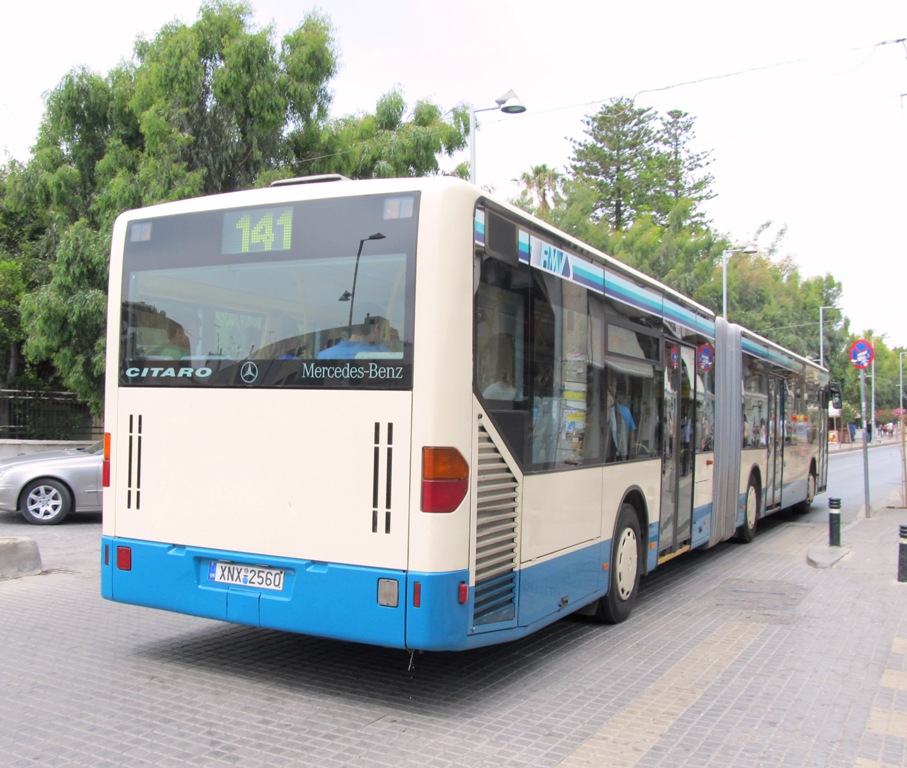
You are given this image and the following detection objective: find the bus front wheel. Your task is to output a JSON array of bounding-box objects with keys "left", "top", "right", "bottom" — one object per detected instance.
[{"left": 596, "top": 504, "right": 642, "bottom": 624}]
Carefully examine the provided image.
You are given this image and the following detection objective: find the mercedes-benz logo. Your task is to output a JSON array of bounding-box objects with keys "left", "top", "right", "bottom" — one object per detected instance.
[{"left": 240, "top": 361, "right": 259, "bottom": 384}]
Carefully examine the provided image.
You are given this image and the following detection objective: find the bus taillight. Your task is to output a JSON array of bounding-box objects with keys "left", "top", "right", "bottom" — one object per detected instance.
[
  {"left": 102, "top": 432, "right": 111, "bottom": 487},
  {"left": 421, "top": 447, "right": 468, "bottom": 513}
]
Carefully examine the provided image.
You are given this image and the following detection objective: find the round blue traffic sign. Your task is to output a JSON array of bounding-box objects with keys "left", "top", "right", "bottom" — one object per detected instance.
[{"left": 849, "top": 338, "right": 874, "bottom": 369}]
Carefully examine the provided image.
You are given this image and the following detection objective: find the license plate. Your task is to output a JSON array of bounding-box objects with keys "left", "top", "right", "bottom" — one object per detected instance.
[{"left": 208, "top": 561, "right": 285, "bottom": 591}]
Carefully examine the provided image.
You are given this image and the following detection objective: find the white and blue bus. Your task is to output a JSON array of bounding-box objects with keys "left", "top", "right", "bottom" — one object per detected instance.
[{"left": 100, "top": 175, "right": 833, "bottom": 651}]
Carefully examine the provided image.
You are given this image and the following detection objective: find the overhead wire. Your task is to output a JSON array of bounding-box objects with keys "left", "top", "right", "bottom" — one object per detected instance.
[
  {"left": 296, "top": 37, "right": 905, "bottom": 170},
  {"left": 485, "top": 37, "right": 905, "bottom": 125}
]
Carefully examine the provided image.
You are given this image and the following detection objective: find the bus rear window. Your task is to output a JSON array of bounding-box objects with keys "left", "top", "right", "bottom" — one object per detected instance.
[{"left": 119, "top": 194, "right": 418, "bottom": 390}]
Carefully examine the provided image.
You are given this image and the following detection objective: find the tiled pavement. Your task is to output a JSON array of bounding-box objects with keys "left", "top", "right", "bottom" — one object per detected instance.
[{"left": 1, "top": 495, "right": 905, "bottom": 767}]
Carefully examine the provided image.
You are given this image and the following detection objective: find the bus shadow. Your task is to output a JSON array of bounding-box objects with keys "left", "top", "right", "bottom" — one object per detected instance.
[{"left": 135, "top": 615, "right": 605, "bottom": 712}]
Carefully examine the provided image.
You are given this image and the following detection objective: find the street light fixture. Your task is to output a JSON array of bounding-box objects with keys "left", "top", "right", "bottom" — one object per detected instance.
[
  {"left": 819, "top": 305, "right": 841, "bottom": 368},
  {"left": 469, "top": 89, "right": 526, "bottom": 186},
  {"left": 721, "top": 244, "right": 758, "bottom": 320},
  {"left": 900, "top": 351, "right": 907, "bottom": 505},
  {"left": 900, "top": 352, "right": 907, "bottom": 412}
]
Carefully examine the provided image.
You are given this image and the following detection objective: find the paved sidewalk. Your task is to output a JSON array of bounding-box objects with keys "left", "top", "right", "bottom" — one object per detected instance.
[{"left": 555, "top": 500, "right": 907, "bottom": 768}]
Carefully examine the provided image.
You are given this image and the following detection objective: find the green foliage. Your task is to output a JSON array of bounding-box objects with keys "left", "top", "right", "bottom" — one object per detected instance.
[
  {"left": 130, "top": 0, "right": 328, "bottom": 195},
  {"left": 652, "top": 110, "right": 714, "bottom": 226},
  {"left": 0, "top": 259, "right": 26, "bottom": 354},
  {"left": 615, "top": 201, "right": 720, "bottom": 299},
  {"left": 568, "top": 98, "right": 714, "bottom": 232},
  {"left": 514, "top": 165, "right": 562, "bottom": 218},
  {"left": 571, "top": 98, "right": 660, "bottom": 231},
  {"left": 0, "top": 162, "right": 56, "bottom": 386},
  {"left": 301, "top": 89, "right": 469, "bottom": 179},
  {"left": 20, "top": 221, "right": 108, "bottom": 413}
]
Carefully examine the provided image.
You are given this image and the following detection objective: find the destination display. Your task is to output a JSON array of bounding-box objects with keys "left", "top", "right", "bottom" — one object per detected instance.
[{"left": 221, "top": 206, "right": 294, "bottom": 254}]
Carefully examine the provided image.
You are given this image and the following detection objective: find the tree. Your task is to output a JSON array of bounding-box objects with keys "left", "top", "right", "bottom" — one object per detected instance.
[
  {"left": 298, "top": 89, "right": 469, "bottom": 180},
  {"left": 707, "top": 240, "right": 846, "bottom": 362},
  {"left": 20, "top": 222, "right": 108, "bottom": 413},
  {"left": 0, "top": 252, "right": 26, "bottom": 385},
  {"left": 514, "top": 164, "right": 562, "bottom": 219},
  {"left": 130, "top": 1, "right": 337, "bottom": 195},
  {"left": 0, "top": 159, "right": 60, "bottom": 388},
  {"left": 651, "top": 109, "right": 714, "bottom": 226},
  {"left": 570, "top": 98, "right": 659, "bottom": 231},
  {"left": 568, "top": 99, "right": 716, "bottom": 235}
]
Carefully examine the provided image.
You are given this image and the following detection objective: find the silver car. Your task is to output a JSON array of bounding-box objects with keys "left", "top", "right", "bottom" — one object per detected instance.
[{"left": 0, "top": 442, "right": 103, "bottom": 525}]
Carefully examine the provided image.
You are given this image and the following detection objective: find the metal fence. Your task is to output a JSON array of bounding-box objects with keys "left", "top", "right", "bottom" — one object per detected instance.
[{"left": 0, "top": 390, "right": 101, "bottom": 441}]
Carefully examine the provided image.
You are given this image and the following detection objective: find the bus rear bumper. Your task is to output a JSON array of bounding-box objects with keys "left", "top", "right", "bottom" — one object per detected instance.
[{"left": 100, "top": 536, "right": 425, "bottom": 649}]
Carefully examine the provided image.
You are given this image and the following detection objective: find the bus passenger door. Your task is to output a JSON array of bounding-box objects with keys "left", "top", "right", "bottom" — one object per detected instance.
[
  {"left": 817, "top": 384, "right": 833, "bottom": 491},
  {"left": 660, "top": 344, "right": 695, "bottom": 556},
  {"left": 764, "top": 377, "right": 784, "bottom": 510}
]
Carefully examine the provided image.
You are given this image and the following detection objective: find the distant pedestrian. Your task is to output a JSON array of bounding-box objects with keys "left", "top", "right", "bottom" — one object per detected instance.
[{"left": 848, "top": 423, "right": 856, "bottom": 443}]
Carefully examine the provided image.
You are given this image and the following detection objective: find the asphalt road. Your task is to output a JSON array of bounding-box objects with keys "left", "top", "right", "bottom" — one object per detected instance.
[{"left": 823, "top": 440, "right": 905, "bottom": 522}]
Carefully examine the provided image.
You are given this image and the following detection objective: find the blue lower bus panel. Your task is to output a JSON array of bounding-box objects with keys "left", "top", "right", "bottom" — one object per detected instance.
[{"left": 101, "top": 537, "right": 609, "bottom": 651}]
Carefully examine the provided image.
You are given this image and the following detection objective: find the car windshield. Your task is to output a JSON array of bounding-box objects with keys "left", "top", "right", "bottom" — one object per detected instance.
[{"left": 80, "top": 441, "right": 104, "bottom": 454}]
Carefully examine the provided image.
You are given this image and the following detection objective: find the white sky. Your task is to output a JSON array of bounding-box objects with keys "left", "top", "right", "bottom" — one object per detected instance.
[{"left": 3, "top": 0, "right": 905, "bottom": 351}]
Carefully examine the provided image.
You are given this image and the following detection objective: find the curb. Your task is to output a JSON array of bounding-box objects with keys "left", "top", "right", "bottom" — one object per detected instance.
[
  {"left": 806, "top": 491, "right": 906, "bottom": 569},
  {"left": 0, "top": 537, "right": 43, "bottom": 579}
]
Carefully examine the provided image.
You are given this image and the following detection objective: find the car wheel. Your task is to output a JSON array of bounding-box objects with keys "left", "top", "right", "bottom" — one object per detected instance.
[
  {"left": 596, "top": 503, "right": 642, "bottom": 624},
  {"left": 20, "top": 479, "right": 73, "bottom": 525}
]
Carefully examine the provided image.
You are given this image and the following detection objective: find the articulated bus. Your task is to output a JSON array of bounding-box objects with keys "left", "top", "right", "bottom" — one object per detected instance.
[{"left": 101, "top": 175, "right": 833, "bottom": 651}]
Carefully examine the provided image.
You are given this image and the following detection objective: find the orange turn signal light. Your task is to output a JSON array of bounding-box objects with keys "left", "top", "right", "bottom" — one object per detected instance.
[{"left": 421, "top": 447, "right": 468, "bottom": 513}]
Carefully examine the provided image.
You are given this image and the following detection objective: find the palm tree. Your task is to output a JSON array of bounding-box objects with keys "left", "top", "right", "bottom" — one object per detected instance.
[{"left": 516, "top": 164, "right": 562, "bottom": 217}]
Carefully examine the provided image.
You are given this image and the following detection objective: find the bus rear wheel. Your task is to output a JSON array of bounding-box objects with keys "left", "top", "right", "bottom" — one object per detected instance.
[
  {"left": 736, "top": 478, "right": 759, "bottom": 543},
  {"left": 596, "top": 504, "right": 642, "bottom": 624},
  {"left": 797, "top": 469, "right": 816, "bottom": 514}
]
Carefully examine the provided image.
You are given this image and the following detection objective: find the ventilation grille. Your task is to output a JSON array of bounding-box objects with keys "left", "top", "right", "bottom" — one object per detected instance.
[
  {"left": 473, "top": 425, "right": 519, "bottom": 626},
  {"left": 126, "top": 414, "right": 142, "bottom": 510},
  {"left": 371, "top": 422, "right": 393, "bottom": 534}
]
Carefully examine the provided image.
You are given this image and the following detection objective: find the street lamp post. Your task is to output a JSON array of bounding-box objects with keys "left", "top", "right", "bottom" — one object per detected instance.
[
  {"left": 819, "top": 305, "right": 840, "bottom": 368},
  {"left": 722, "top": 244, "right": 758, "bottom": 320},
  {"left": 341, "top": 232, "right": 386, "bottom": 334},
  {"left": 900, "top": 351, "right": 907, "bottom": 505},
  {"left": 469, "top": 89, "right": 526, "bottom": 186}
]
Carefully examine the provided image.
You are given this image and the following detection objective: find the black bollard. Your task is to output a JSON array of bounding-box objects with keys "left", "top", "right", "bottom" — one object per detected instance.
[
  {"left": 899, "top": 524, "right": 907, "bottom": 583},
  {"left": 828, "top": 498, "right": 842, "bottom": 547}
]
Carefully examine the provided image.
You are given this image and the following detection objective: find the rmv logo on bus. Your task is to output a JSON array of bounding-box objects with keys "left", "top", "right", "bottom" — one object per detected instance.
[{"left": 538, "top": 244, "right": 571, "bottom": 279}]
